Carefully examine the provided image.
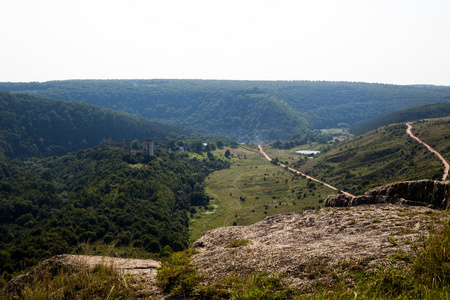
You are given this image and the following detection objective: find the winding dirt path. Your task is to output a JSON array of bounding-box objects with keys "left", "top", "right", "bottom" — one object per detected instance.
[
  {"left": 406, "top": 122, "right": 449, "bottom": 181},
  {"left": 258, "top": 145, "right": 354, "bottom": 197}
]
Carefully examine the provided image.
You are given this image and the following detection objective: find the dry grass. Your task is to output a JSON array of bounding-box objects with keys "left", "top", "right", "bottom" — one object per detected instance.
[{"left": 6, "top": 262, "right": 149, "bottom": 300}]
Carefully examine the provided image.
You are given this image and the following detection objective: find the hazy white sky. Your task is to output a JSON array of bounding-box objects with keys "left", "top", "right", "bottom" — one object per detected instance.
[{"left": 1, "top": 0, "right": 449, "bottom": 85}]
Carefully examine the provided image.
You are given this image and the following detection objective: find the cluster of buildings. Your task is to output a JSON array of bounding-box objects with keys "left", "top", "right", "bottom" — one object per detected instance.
[{"left": 123, "top": 139, "right": 154, "bottom": 157}]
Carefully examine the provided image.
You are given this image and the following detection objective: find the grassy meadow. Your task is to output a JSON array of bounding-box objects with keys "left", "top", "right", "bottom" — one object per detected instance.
[{"left": 189, "top": 145, "right": 339, "bottom": 243}]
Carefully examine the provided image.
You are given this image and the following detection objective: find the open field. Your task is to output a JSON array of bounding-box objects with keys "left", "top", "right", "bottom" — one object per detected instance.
[
  {"left": 189, "top": 145, "right": 338, "bottom": 243},
  {"left": 320, "top": 127, "right": 353, "bottom": 142}
]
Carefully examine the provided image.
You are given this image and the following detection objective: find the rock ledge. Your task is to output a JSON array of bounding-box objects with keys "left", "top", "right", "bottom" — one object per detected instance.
[{"left": 325, "top": 179, "right": 450, "bottom": 209}]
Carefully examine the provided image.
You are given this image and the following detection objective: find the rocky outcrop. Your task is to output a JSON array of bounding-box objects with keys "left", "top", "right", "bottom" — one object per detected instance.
[
  {"left": 325, "top": 180, "right": 450, "bottom": 209},
  {"left": 192, "top": 204, "right": 435, "bottom": 290}
]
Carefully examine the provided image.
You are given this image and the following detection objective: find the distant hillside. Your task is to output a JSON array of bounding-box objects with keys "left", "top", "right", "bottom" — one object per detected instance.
[
  {"left": 299, "top": 117, "right": 450, "bottom": 195},
  {"left": 1, "top": 80, "right": 449, "bottom": 141},
  {"left": 0, "top": 91, "right": 223, "bottom": 159},
  {"left": 351, "top": 102, "right": 450, "bottom": 135}
]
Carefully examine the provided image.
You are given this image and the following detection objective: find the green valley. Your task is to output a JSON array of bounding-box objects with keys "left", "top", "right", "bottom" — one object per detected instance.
[
  {"left": 189, "top": 145, "right": 335, "bottom": 242},
  {"left": 1, "top": 83, "right": 450, "bottom": 299},
  {"left": 190, "top": 117, "right": 450, "bottom": 243}
]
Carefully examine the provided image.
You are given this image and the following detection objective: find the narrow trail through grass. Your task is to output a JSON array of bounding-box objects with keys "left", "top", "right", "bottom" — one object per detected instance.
[
  {"left": 258, "top": 145, "right": 354, "bottom": 197},
  {"left": 189, "top": 145, "right": 336, "bottom": 244},
  {"left": 406, "top": 122, "right": 449, "bottom": 181}
]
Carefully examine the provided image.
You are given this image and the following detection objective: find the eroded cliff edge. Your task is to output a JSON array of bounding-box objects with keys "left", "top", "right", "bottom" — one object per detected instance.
[{"left": 325, "top": 179, "right": 450, "bottom": 209}]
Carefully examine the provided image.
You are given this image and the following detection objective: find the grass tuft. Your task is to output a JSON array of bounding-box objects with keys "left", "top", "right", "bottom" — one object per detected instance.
[
  {"left": 414, "top": 220, "right": 450, "bottom": 287},
  {"left": 226, "top": 239, "right": 254, "bottom": 248}
]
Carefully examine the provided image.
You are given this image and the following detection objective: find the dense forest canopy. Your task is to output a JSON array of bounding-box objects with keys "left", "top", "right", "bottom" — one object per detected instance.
[
  {"left": 1, "top": 79, "right": 450, "bottom": 142},
  {"left": 0, "top": 91, "right": 226, "bottom": 159}
]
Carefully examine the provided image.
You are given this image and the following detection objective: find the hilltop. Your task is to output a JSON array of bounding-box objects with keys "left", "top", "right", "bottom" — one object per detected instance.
[{"left": 1, "top": 80, "right": 450, "bottom": 141}]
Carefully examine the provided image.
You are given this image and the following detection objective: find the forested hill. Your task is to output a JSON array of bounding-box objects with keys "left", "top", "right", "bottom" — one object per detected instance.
[
  {"left": 1, "top": 80, "right": 450, "bottom": 141},
  {"left": 0, "top": 145, "right": 229, "bottom": 283},
  {"left": 350, "top": 102, "right": 450, "bottom": 136},
  {"left": 0, "top": 91, "right": 223, "bottom": 159}
]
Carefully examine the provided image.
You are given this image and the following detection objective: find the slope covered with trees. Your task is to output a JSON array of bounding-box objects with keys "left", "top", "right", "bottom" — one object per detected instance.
[
  {"left": 0, "top": 145, "right": 229, "bottom": 285},
  {"left": 350, "top": 102, "right": 450, "bottom": 135},
  {"left": 0, "top": 91, "right": 225, "bottom": 159},
  {"left": 2, "top": 80, "right": 449, "bottom": 141}
]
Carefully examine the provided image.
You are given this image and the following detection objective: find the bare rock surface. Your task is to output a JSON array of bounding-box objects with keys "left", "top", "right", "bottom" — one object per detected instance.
[
  {"left": 192, "top": 204, "right": 436, "bottom": 290},
  {"left": 325, "top": 179, "right": 450, "bottom": 209}
]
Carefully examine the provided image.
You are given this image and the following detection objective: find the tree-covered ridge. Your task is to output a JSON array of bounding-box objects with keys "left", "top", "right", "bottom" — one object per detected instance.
[
  {"left": 0, "top": 91, "right": 225, "bottom": 159},
  {"left": 350, "top": 102, "right": 450, "bottom": 136},
  {"left": 1, "top": 79, "right": 449, "bottom": 141},
  {"left": 0, "top": 145, "right": 229, "bottom": 284}
]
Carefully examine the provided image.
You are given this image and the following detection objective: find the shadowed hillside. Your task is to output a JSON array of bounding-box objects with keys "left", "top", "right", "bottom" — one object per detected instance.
[{"left": 0, "top": 91, "right": 225, "bottom": 159}]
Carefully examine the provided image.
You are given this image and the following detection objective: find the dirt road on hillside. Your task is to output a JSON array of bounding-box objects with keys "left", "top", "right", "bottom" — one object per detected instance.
[
  {"left": 406, "top": 122, "right": 449, "bottom": 181},
  {"left": 258, "top": 145, "right": 354, "bottom": 197}
]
